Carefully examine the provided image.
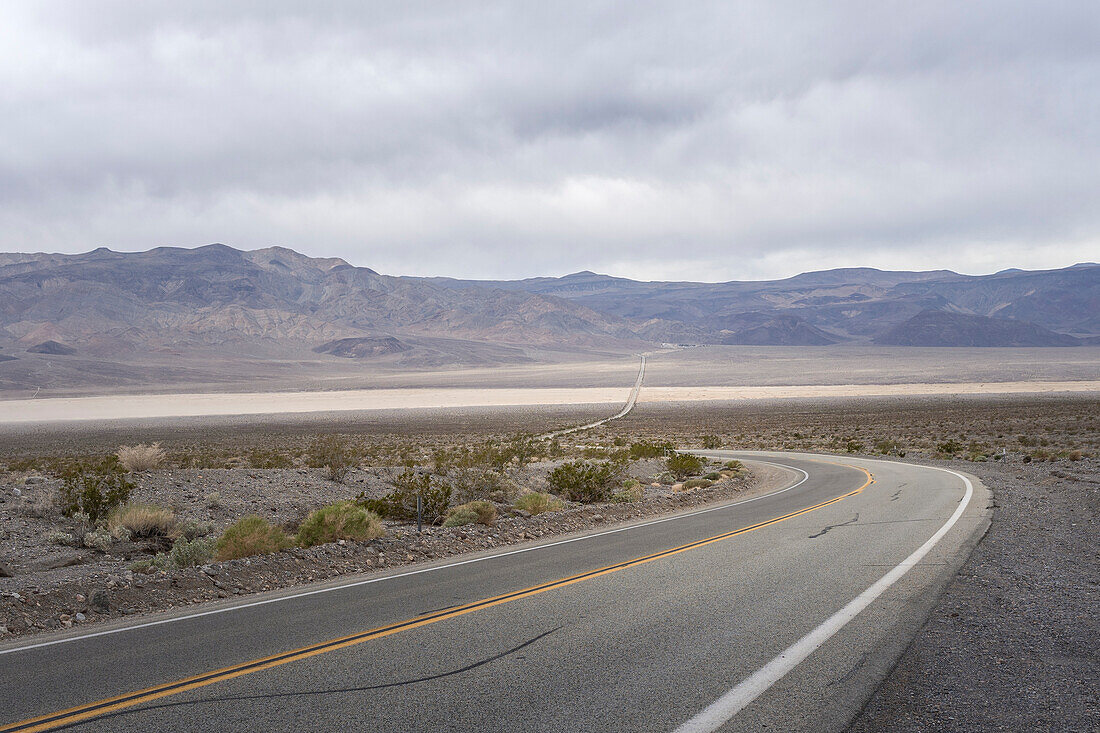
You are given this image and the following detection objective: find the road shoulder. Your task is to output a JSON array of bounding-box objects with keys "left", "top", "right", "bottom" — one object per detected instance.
[{"left": 848, "top": 458, "right": 1099, "bottom": 732}]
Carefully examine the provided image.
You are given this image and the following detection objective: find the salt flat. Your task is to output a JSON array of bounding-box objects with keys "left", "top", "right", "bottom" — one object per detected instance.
[
  {"left": 2, "top": 380, "right": 1098, "bottom": 424},
  {"left": 637, "top": 381, "right": 1100, "bottom": 403}
]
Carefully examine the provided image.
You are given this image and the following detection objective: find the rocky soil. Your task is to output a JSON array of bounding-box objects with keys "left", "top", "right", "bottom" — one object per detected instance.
[
  {"left": 849, "top": 458, "right": 1099, "bottom": 732},
  {"left": 0, "top": 461, "right": 769, "bottom": 639}
]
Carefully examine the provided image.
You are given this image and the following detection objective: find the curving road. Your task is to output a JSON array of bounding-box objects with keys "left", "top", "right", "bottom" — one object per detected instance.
[{"left": 0, "top": 453, "right": 990, "bottom": 733}]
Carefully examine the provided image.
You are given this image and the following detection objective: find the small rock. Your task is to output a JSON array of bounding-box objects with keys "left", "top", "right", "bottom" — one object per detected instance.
[
  {"left": 24, "top": 476, "right": 46, "bottom": 485},
  {"left": 201, "top": 565, "right": 220, "bottom": 576},
  {"left": 515, "top": 509, "right": 532, "bottom": 519},
  {"left": 75, "top": 594, "right": 85, "bottom": 602},
  {"left": 89, "top": 589, "right": 110, "bottom": 613},
  {"left": 40, "top": 552, "right": 89, "bottom": 570},
  {"left": 0, "top": 625, "right": 7, "bottom": 636},
  {"left": 0, "top": 561, "right": 14, "bottom": 578},
  {"left": 74, "top": 612, "right": 86, "bottom": 622},
  {"left": 11, "top": 488, "right": 21, "bottom": 497}
]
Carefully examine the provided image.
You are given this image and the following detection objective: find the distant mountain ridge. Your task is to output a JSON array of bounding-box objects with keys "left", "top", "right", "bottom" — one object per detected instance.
[
  {"left": 874, "top": 310, "right": 1081, "bottom": 347},
  {"left": 0, "top": 245, "right": 1097, "bottom": 368}
]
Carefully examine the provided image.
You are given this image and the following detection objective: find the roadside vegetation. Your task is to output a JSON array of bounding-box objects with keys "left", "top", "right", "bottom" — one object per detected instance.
[{"left": 6, "top": 396, "right": 1092, "bottom": 592}]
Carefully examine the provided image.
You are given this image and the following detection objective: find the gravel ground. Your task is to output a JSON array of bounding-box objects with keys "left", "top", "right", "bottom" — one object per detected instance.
[
  {"left": 0, "top": 462, "right": 773, "bottom": 639},
  {"left": 849, "top": 458, "right": 1099, "bottom": 732}
]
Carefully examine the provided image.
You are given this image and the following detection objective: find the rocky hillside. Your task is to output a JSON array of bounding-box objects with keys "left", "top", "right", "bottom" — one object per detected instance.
[
  {"left": 874, "top": 311, "right": 1081, "bottom": 347},
  {"left": 0, "top": 246, "right": 1095, "bottom": 369},
  {"left": 0, "top": 244, "right": 637, "bottom": 358},
  {"left": 458, "top": 263, "right": 1099, "bottom": 345}
]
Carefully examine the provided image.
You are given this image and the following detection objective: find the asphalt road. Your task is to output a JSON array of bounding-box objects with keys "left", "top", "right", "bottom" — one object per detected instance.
[{"left": 0, "top": 452, "right": 990, "bottom": 733}]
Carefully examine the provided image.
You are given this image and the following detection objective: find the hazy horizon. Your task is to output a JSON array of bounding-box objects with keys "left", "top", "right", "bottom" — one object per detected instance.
[{"left": 3, "top": 241, "right": 1097, "bottom": 284}]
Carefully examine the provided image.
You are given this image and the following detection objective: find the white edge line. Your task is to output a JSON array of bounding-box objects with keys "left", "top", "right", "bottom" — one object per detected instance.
[
  {"left": 0, "top": 459, "right": 807, "bottom": 656},
  {"left": 672, "top": 464, "right": 975, "bottom": 733}
]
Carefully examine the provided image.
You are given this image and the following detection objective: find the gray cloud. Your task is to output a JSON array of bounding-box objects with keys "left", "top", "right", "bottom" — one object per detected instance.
[{"left": 1, "top": 0, "right": 1098, "bottom": 280}]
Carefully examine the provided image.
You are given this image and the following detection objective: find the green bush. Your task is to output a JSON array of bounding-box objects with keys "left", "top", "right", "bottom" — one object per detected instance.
[
  {"left": 247, "top": 448, "right": 293, "bottom": 469},
  {"left": 58, "top": 459, "right": 134, "bottom": 524},
  {"left": 937, "top": 439, "right": 964, "bottom": 455},
  {"left": 548, "top": 460, "right": 620, "bottom": 503},
  {"left": 308, "top": 436, "right": 359, "bottom": 482},
  {"left": 681, "top": 478, "right": 713, "bottom": 490},
  {"left": 443, "top": 500, "right": 497, "bottom": 527},
  {"left": 179, "top": 519, "right": 214, "bottom": 541},
  {"left": 443, "top": 506, "right": 478, "bottom": 527},
  {"left": 666, "top": 453, "right": 705, "bottom": 480},
  {"left": 359, "top": 469, "right": 452, "bottom": 524},
  {"left": 700, "top": 435, "right": 722, "bottom": 449},
  {"left": 704, "top": 472, "right": 722, "bottom": 481},
  {"left": 216, "top": 516, "right": 291, "bottom": 560},
  {"left": 611, "top": 479, "right": 644, "bottom": 503},
  {"left": 629, "top": 440, "right": 674, "bottom": 460},
  {"left": 874, "top": 439, "right": 902, "bottom": 455},
  {"left": 82, "top": 529, "right": 113, "bottom": 551},
  {"left": 130, "top": 553, "right": 170, "bottom": 574},
  {"left": 449, "top": 467, "right": 507, "bottom": 503},
  {"left": 170, "top": 537, "right": 217, "bottom": 567},
  {"left": 513, "top": 492, "right": 564, "bottom": 515},
  {"left": 297, "top": 502, "right": 385, "bottom": 547},
  {"left": 723, "top": 460, "right": 743, "bottom": 471},
  {"left": 48, "top": 531, "right": 74, "bottom": 546}
]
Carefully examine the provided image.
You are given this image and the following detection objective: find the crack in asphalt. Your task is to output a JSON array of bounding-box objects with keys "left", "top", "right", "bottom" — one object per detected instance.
[
  {"left": 809, "top": 513, "right": 860, "bottom": 538},
  {"left": 54, "top": 628, "right": 562, "bottom": 730}
]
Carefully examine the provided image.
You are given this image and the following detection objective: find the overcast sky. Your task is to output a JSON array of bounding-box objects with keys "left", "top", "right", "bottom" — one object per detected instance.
[{"left": 1, "top": 1, "right": 1098, "bottom": 281}]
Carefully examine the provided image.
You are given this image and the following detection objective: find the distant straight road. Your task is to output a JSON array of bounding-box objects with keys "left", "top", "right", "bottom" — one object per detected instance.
[{"left": 0, "top": 453, "right": 990, "bottom": 733}]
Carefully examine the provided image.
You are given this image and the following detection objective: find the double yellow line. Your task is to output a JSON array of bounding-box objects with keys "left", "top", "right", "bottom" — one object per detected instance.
[{"left": 4, "top": 465, "right": 873, "bottom": 733}]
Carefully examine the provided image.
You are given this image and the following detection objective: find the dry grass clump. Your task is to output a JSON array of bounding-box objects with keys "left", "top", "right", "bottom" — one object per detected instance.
[
  {"left": 108, "top": 503, "right": 176, "bottom": 539},
  {"left": 216, "top": 516, "right": 291, "bottom": 560},
  {"left": 116, "top": 443, "right": 166, "bottom": 472},
  {"left": 611, "top": 479, "right": 644, "bottom": 503},
  {"left": 296, "top": 502, "right": 384, "bottom": 547},
  {"left": 513, "top": 491, "right": 564, "bottom": 516},
  {"left": 443, "top": 500, "right": 497, "bottom": 527}
]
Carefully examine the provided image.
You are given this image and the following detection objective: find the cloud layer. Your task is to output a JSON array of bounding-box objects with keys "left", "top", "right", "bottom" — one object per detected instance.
[{"left": 1, "top": 1, "right": 1098, "bottom": 280}]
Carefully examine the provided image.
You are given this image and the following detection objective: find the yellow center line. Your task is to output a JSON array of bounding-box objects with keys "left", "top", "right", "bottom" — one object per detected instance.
[{"left": 3, "top": 463, "right": 873, "bottom": 733}]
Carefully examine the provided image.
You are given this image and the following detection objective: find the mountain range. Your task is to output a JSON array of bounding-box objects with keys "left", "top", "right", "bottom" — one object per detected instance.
[{"left": 1, "top": 245, "right": 1097, "bottom": 386}]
